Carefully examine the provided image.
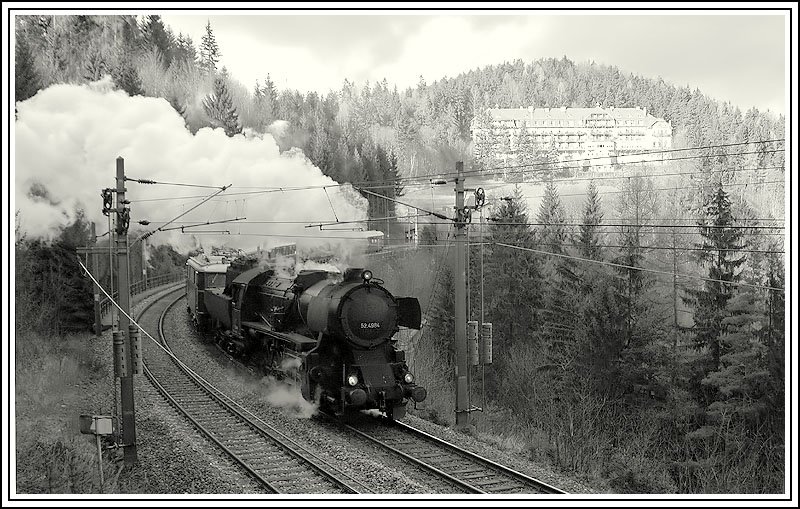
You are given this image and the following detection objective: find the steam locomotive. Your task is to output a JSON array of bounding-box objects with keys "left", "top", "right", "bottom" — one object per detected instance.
[{"left": 186, "top": 252, "right": 427, "bottom": 419}]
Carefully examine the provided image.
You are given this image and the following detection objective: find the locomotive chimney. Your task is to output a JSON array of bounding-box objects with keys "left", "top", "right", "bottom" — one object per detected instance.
[{"left": 343, "top": 267, "right": 366, "bottom": 282}]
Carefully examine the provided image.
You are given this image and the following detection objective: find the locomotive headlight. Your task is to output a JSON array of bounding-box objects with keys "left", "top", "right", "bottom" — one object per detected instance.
[
  {"left": 361, "top": 270, "right": 373, "bottom": 282},
  {"left": 347, "top": 374, "right": 359, "bottom": 386},
  {"left": 403, "top": 373, "right": 414, "bottom": 384}
]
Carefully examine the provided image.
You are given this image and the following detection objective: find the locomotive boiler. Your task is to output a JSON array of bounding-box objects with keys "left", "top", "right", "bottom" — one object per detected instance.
[{"left": 186, "top": 254, "right": 427, "bottom": 420}]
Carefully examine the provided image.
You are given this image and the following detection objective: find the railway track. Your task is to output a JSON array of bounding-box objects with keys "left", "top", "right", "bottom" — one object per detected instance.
[
  {"left": 140, "top": 289, "right": 369, "bottom": 494},
  {"left": 335, "top": 414, "right": 566, "bottom": 495}
]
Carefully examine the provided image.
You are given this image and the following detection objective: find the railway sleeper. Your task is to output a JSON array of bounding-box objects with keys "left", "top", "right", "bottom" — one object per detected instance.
[
  {"left": 247, "top": 446, "right": 294, "bottom": 465},
  {"left": 183, "top": 408, "right": 230, "bottom": 416},
  {"left": 483, "top": 482, "right": 528, "bottom": 493},
  {"left": 447, "top": 466, "right": 490, "bottom": 475},
  {"left": 461, "top": 471, "right": 499, "bottom": 480},
  {"left": 263, "top": 470, "right": 311, "bottom": 482},
  {"left": 238, "top": 451, "right": 294, "bottom": 462},
  {"left": 412, "top": 451, "right": 448, "bottom": 460}
]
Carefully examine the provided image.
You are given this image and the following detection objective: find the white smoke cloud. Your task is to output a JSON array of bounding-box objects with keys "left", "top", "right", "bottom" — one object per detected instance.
[
  {"left": 266, "top": 119, "right": 289, "bottom": 139},
  {"left": 14, "top": 77, "right": 368, "bottom": 252},
  {"left": 259, "top": 375, "right": 318, "bottom": 419},
  {"left": 293, "top": 259, "right": 342, "bottom": 274}
]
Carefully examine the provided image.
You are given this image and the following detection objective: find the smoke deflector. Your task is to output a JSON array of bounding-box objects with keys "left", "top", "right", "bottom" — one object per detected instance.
[{"left": 397, "top": 298, "right": 422, "bottom": 329}]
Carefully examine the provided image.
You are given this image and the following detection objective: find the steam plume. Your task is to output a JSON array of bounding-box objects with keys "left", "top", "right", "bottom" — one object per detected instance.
[
  {"left": 259, "top": 375, "right": 318, "bottom": 419},
  {"left": 14, "top": 78, "right": 368, "bottom": 253}
]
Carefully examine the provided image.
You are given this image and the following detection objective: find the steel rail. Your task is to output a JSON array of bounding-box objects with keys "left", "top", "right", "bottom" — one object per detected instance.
[
  {"left": 336, "top": 416, "right": 483, "bottom": 494},
  {"left": 394, "top": 420, "right": 566, "bottom": 494},
  {"left": 336, "top": 414, "right": 567, "bottom": 495},
  {"left": 141, "top": 291, "right": 363, "bottom": 494}
]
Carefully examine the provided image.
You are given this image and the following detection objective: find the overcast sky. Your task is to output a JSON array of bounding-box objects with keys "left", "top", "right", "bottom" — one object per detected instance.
[{"left": 159, "top": 10, "right": 787, "bottom": 115}]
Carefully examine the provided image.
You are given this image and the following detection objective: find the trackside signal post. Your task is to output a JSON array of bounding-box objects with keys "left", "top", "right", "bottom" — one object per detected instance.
[
  {"left": 116, "top": 157, "right": 138, "bottom": 464},
  {"left": 454, "top": 162, "right": 469, "bottom": 428},
  {"left": 452, "top": 162, "right": 490, "bottom": 429}
]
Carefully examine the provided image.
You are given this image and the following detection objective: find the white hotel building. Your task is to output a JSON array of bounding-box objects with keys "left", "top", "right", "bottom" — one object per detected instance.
[{"left": 472, "top": 105, "right": 673, "bottom": 173}]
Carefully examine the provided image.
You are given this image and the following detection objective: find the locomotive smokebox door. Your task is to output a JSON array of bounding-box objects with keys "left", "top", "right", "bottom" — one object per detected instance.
[{"left": 397, "top": 298, "right": 422, "bottom": 329}]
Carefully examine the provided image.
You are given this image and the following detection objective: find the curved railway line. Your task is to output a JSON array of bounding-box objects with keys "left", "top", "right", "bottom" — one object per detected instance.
[
  {"left": 327, "top": 414, "right": 566, "bottom": 495},
  {"left": 138, "top": 286, "right": 567, "bottom": 495},
  {"left": 139, "top": 288, "right": 370, "bottom": 494}
]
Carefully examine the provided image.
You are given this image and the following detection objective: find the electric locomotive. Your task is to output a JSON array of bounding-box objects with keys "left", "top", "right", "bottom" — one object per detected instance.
[{"left": 187, "top": 254, "right": 427, "bottom": 420}]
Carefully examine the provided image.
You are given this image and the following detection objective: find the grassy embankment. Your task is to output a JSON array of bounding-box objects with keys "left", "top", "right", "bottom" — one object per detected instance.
[{"left": 15, "top": 329, "right": 122, "bottom": 493}]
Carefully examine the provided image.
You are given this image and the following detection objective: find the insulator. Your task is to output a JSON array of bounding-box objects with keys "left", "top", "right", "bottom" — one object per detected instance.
[
  {"left": 129, "top": 325, "right": 142, "bottom": 375},
  {"left": 467, "top": 320, "right": 479, "bottom": 366},
  {"left": 474, "top": 187, "right": 486, "bottom": 208},
  {"left": 481, "top": 322, "right": 493, "bottom": 365},
  {"left": 116, "top": 208, "right": 130, "bottom": 235},
  {"left": 113, "top": 331, "right": 126, "bottom": 378}
]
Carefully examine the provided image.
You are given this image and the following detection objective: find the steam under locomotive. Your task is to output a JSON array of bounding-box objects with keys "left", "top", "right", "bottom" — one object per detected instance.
[{"left": 186, "top": 252, "right": 427, "bottom": 419}]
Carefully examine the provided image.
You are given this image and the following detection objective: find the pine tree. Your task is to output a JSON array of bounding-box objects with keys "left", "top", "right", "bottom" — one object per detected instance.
[
  {"left": 614, "top": 175, "right": 656, "bottom": 349},
  {"left": 199, "top": 20, "right": 220, "bottom": 75},
  {"left": 203, "top": 76, "right": 242, "bottom": 137},
  {"left": 579, "top": 180, "right": 603, "bottom": 260},
  {"left": 397, "top": 104, "right": 418, "bottom": 148},
  {"left": 331, "top": 136, "right": 351, "bottom": 181},
  {"left": 140, "top": 15, "right": 175, "bottom": 67},
  {"left": 252, "top": 75, "right": 278, "bottom": 129},
  {"left": 82, "top": 48, "right": 107, "bottom": 82},
  {"left": 15, "top": 35, "right": 40, "bottom": 101},
  {"left": 417, "top": 74, "right": 427, "bottom": 91},
  {"left": 15, "top": 212, "right": 94, "bottom": 335},
  {"left": 702, "top": 292, "right": 770, "bottom": 424},
  {"left": 261, "top": 74, "right": 278, "bottom": 120},
  {"left": 472, "top": 109, "right": 496, "bottom": 174},
  {"left": 263, "top": 74, "right": 278, "bottom": 105},
  {"left": 390, "top": 151, "right": 404, "bottom": 199},
  {"left": 349, "top": 147, "right": 367, "bottom": 183},
  {"left": 533, "top": 180, "right": 583, "bottom": 380},
  {"left": 683, "top": 184, "right": 746, "bottom": 372},
  {"left": 536, "top": 180, "right": 567, "bottom": 252},
  {"left": 174, "top": 33, "right": 197, "bottom": 64},
  {"left": 579, "top": 266, "right": 628, "bottom": 395},
  {"left": 419, "top": 224, "right": 438, "bottom": 245},
  {"left": 485, "top": 187, "right": 542, "bottom": 355},
  {"left": 111, "top": 51, "right": 143, "bottom": 96},
  {"left": 308, "top": 106, "right": 332, "bottom": 174},
  {"left": 763, "top": 254, "right": 784, "bottom": 415},
  {"left": 371, "top": 146, "right": 396, "bottom": 230}
]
